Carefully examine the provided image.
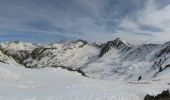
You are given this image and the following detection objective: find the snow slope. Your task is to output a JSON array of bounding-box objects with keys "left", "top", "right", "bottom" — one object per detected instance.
[
  {"left": 0, "top": 62, "right": 169, "bottom": 100},
  {"left": 23, "top": 40, "right": 100, "bottom": 69},
  {"left": 82, "top": 41, "right": 170, "bottom": 81},
  {"left": 0, "top": 39, "right": 170, "bottom": 100},
  {"left": 1, "top": 39, "right": 170, "bottom": 81}
]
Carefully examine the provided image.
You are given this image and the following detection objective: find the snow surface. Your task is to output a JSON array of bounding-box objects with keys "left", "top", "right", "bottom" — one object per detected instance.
[
  {"left": 0, "top": 62, "right": 170, "bottom": 100},
  {"left": 0, "top": 39, "right": 170, "bottom": 100}
]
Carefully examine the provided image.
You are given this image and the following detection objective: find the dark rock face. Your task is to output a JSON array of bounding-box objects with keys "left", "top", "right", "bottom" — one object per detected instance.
[
  {"left": 144, "top": 90, "right": 170, "bottom": 100},
  {"left": 156, "top": 46, "right": 170, "bottom": 58},
  {"left": 0, "top": 46, "right": 23, "bottom": 65},
  {"left": 164, "top": 64, "right": 170, "bottom": 70},
  {"left": 138, "top": 75, "right": 142, "bottom": 81},
  {"left": 31, "top": 48, "right": 47, "bottom": 59},
  {"left": 99, "top": 41, "right": 112, "bottom": 57},
  {"left": 75, "top": 39, "right": 88, "bottom": 48},
  {"left": 99, "top": 38, "right": 132, "bottom": 57},
  {"left": 91, "top": 43, "right": 103, "bottom": 48},
  {"left": 144, "top": 94, "right": 154, "bottom": 100},
  {"left": 76, "top": 39, "right": 88, "bottom": 45}
]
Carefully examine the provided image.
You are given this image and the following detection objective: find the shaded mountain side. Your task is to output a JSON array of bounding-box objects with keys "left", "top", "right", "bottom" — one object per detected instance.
[
  {"left": 1, "top": 38, "right": 170, "bottom": 81},
  {"left": 99, "top": 38, "right": 132, "bottom": 57}
]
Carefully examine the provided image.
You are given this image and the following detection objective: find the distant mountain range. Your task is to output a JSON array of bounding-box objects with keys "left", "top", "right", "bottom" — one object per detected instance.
[{"left": 1, "top": 38, "right": 170, "bottom": 81}]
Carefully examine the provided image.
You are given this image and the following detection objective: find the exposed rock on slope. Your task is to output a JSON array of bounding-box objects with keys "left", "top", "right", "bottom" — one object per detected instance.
[
  {"left": 99, "top": 38, "right": 132, "bottom": 57},
  {"left": 144, "top": 90, "right": 170, "bottom": 100},
  {"left": 0, "top": 41, "right": 43, "bottom": 65},
  {"left": 1, "top": 39, "right": 170, "bottom": 81},
  {"left": 23, "top": 40, "right": 100, "bottom": 69}
]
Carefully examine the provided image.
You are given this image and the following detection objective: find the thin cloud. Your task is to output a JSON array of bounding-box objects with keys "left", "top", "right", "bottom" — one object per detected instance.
[
  {"left": 116, "top": 0, "right": 170, "bottom": 43},
  {"left": 0, "top": 0, "right": 170, "bottom": 43}
]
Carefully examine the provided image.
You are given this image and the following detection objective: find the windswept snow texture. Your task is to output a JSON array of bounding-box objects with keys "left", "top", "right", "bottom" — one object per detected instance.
[{"left": 0, "top": 63, "right": 169, "bottom": 100}]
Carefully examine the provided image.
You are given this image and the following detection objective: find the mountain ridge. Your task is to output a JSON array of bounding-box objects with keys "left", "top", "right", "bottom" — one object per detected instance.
[{"left": 0, "top": 38, "right": 170, "bottom": 81}]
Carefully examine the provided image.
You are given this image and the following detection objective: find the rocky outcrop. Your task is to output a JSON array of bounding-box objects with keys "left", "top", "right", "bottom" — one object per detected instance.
[
  {"left": 1, "top": 38, "right": 170, "bottom": 80},
  {"left": 144, "top": 90, "right": 170, "bottom": 100},
  {"left": 164, "top": 64, "right": 170, "bottom": 70},
  {"left": 99, "top": 38, "right": 132, "bottom": 57},
  {"left": 156, "top": 46, "right": 170, "bottom": 58}
]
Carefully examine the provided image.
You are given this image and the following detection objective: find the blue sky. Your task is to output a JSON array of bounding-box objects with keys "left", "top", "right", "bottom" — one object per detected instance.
[{"left": 0, "top": 0, "right": 170, "bottom": 43}]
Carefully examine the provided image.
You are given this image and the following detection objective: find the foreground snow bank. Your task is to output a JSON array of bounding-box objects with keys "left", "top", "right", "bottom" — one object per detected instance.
[{"left": 0, "top": 63, "right": 169, "bottom": 100}]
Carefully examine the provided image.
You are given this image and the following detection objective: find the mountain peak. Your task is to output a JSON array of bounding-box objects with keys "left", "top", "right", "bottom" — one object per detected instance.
[
  {"left": 13, "top": 40, "right": 22, "bottom": 44},
  {"left": 99, "top": 38, "right": 132, "bottom": 57},
  {"left": 114, "top": 38, "right": 121, "bottom": 41},
  {"left": 76, "top": 39, "right": 88, "bottom": 44},
  {"left": 113, "top": 38, "right": 132, "bottom": 48}
]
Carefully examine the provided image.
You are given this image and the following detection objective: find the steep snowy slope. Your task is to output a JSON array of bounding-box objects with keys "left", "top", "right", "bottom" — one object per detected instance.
[
  {"left": 0, "top": 47, "right": 20, "bottom": 66},
  {"left": 1, "top": 38, "right": 170, "bottom": 82},
  {"left": 23, "top": 39, "right": 100, "bottom": 69},
  {"left": 0, "top": 61, "right": 169, "bottom": 100},
  {"left": 82, "top": 40, "right": 170, "bottom": 81},
  {"left": 0, "top": 41, "right": 43, "bottom": 65}
]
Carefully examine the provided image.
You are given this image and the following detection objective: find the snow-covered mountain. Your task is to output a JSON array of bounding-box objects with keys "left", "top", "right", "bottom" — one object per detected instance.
[
  {"left": 0, "top": 38, "right": 170, "bottom": 100},
  {"left": 99, "top": 38, "right": 132, "bottom": 57},
  {"left": 0, "top": 41, "right": 43, "bottom": 65},
  {"left": 1, "top": 38, "right": 170, "bottom": 81}
]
